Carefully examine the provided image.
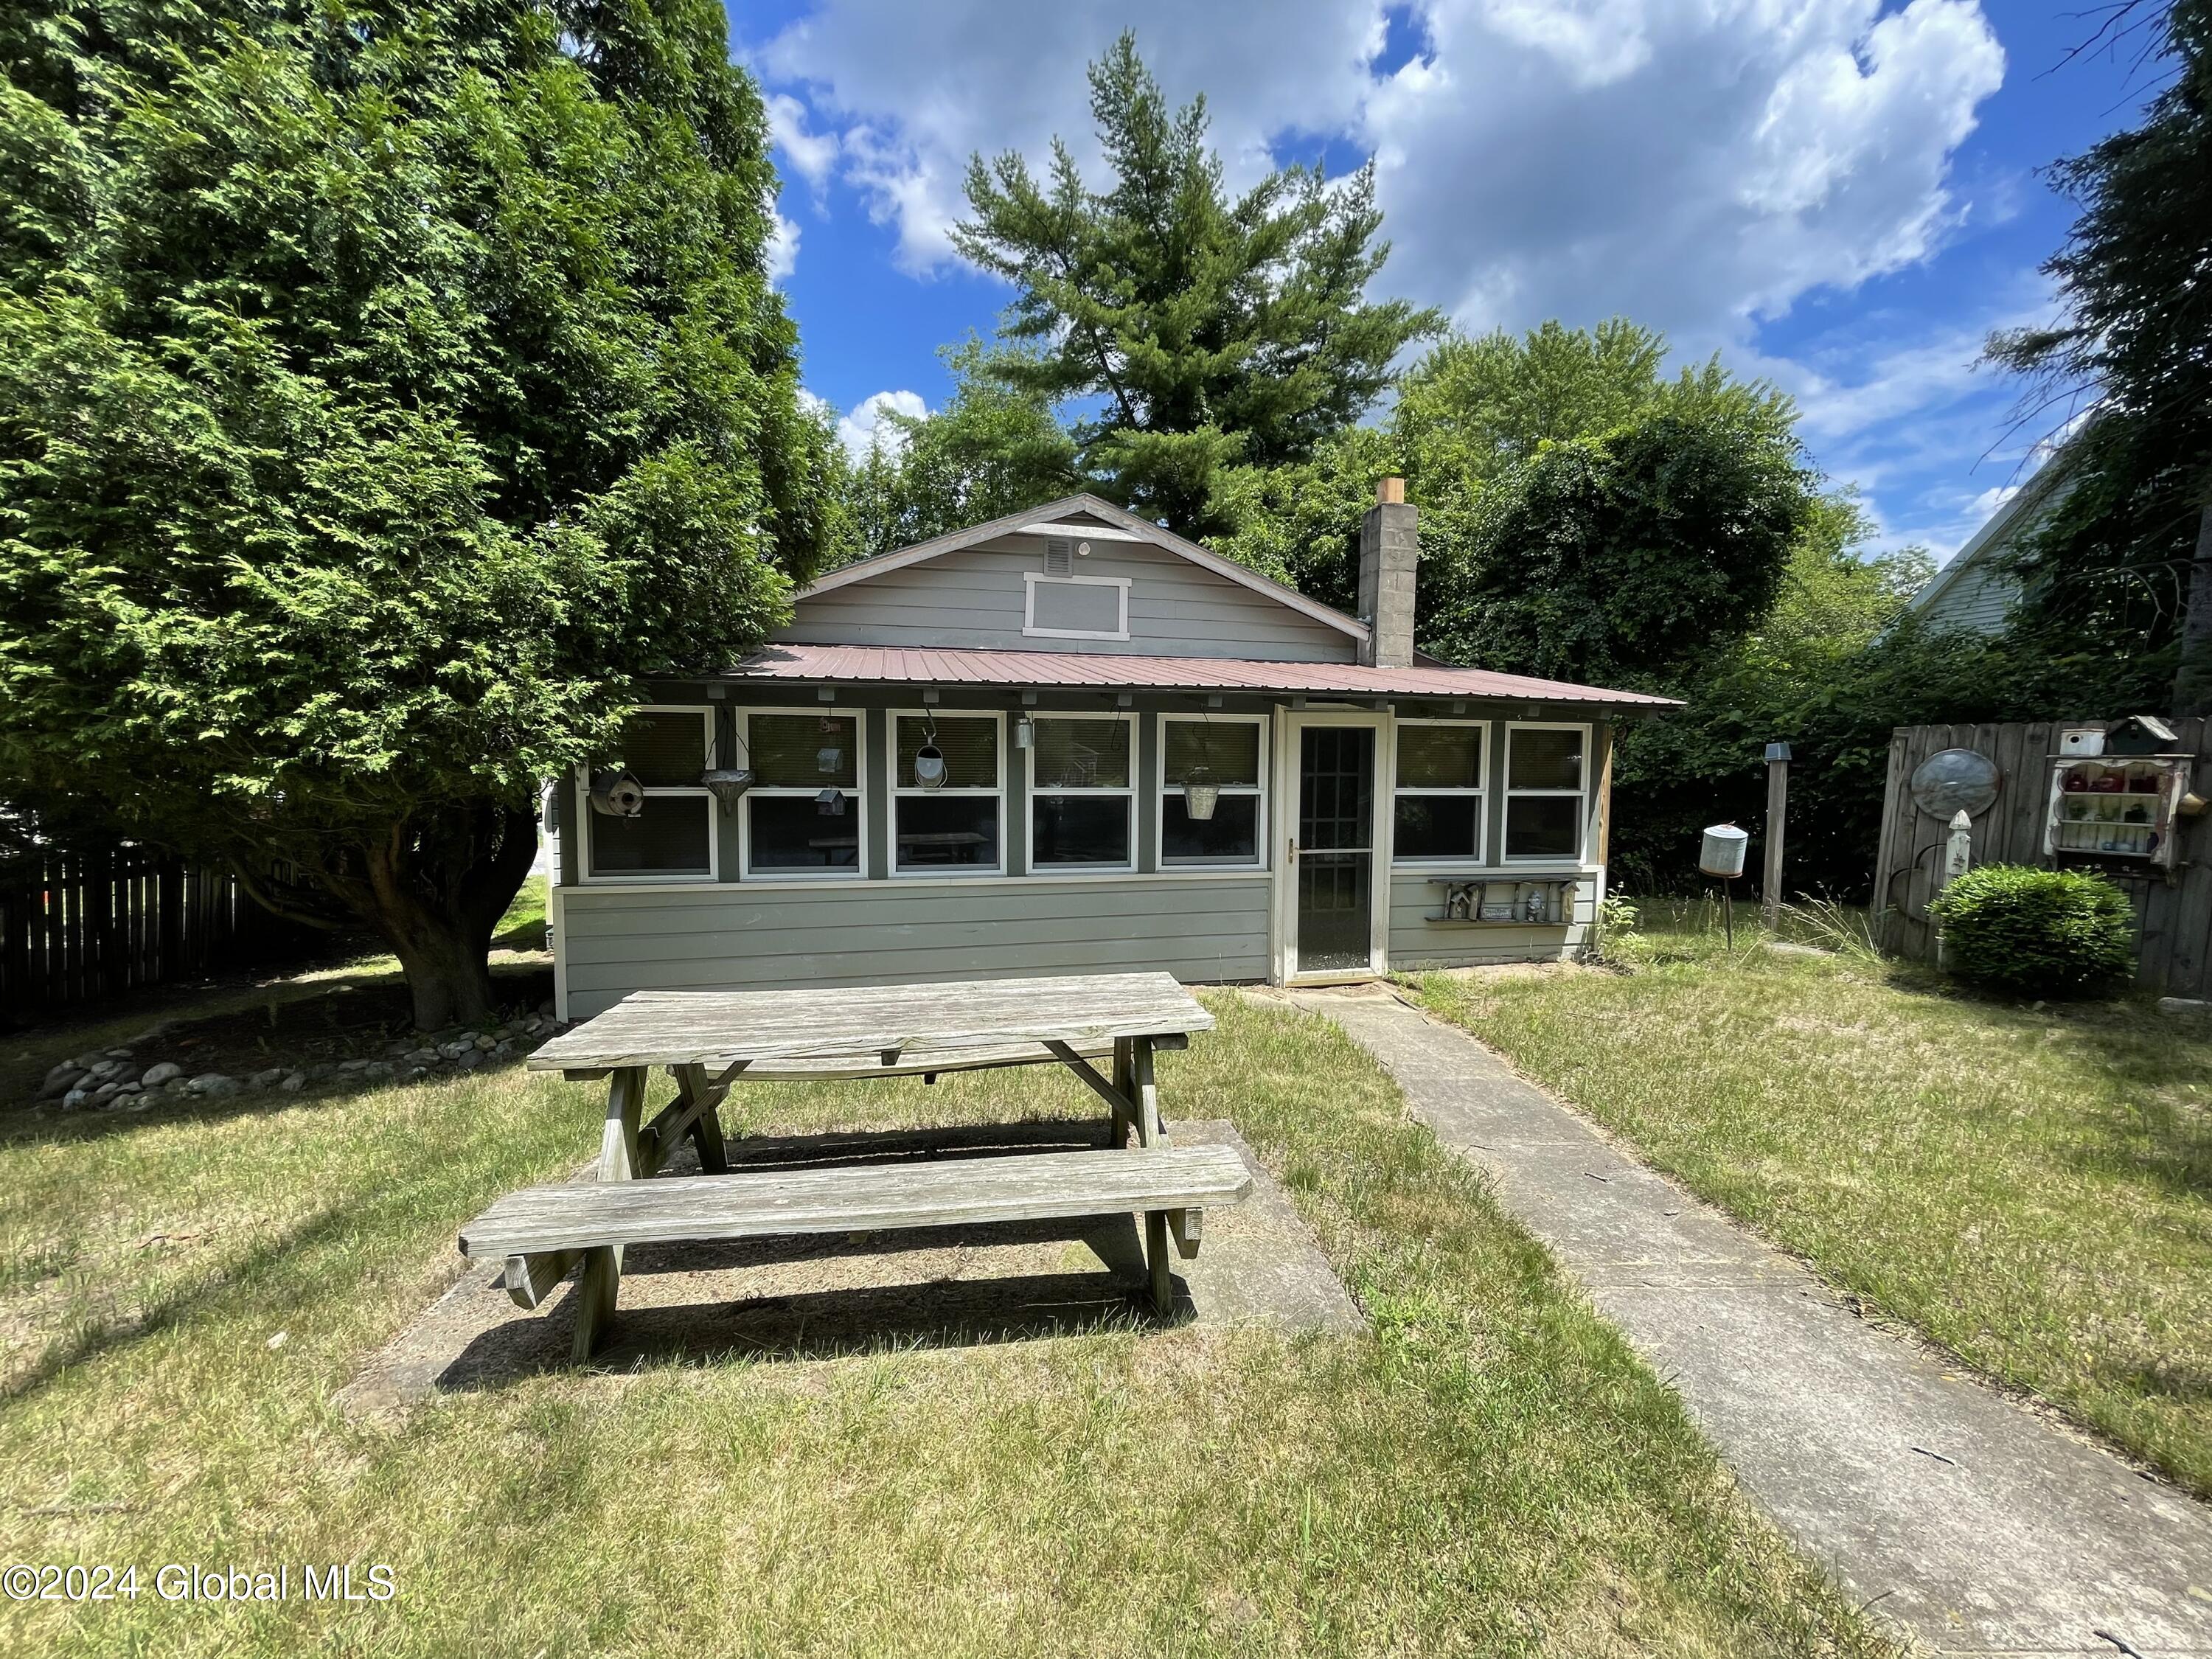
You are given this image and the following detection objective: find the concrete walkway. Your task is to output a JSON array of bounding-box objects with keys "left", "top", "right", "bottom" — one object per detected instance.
[{"left": 1284, "top": 984, "right": 2212, "bottom": 1658}]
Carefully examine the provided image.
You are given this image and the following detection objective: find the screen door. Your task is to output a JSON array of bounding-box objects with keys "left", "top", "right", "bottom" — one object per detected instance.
[{"left": 1295, "top": 726, "right": 1376, "bottom": 973}]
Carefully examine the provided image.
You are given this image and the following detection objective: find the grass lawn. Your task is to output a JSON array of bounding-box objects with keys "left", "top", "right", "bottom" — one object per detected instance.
[
  {"left": 1413, "top": 905, "right": 2212, "bottom": 1499},
  {"left": 0, "top": 968, "right": 1891, "bottom": 1655}
]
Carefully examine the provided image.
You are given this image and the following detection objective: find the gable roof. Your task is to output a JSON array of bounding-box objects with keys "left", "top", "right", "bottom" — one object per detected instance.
[
  {"left": 801, "top": 493, "right": 1371, "bottom": 645},
  {"left": 1907, "top": 431, "right": 2084, "bottom": 619}
]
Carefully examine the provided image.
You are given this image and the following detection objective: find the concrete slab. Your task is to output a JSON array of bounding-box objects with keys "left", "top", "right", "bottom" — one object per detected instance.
[
  {"left": 343, "top": 1117, "right": 1359, "bottom": 1414},
  {"left": 1285, "top": 984, "right": 2212, "bottom": 1659}
]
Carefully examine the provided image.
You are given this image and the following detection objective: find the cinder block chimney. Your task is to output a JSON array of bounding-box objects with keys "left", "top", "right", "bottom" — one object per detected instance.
[{"left": 1358, "top": 476, "right": 1418, "bottom": 668}]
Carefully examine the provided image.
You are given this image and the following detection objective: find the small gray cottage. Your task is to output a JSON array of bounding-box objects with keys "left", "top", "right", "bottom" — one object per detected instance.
[{"left": 548, "top": 484, "right": 1678, "bottom": 1019}]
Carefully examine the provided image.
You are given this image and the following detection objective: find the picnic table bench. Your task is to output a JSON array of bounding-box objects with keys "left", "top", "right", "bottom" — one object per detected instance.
[{"left": 470, "top": 972, "right": 1240, "bottom": 1360}]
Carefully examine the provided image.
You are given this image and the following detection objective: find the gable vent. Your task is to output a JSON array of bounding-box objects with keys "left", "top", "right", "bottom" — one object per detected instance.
[{"left": 1044, "top": 538, "right": 1073, "bottom": 577}]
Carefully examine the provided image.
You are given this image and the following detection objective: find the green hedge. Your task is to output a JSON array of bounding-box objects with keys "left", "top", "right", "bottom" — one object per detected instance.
[{"left": 1927, "top": 864, "right": 2136, "bottom": 997}]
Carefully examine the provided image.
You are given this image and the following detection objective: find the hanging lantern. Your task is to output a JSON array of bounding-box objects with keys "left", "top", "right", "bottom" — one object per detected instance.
[
  {"left": 1014, "top": 714, "right": 1035, "bottom": 749},
  {"left": 1183, "top": 765, "right": 1220, "bottom": 821},
  {"left": 702, "top": 768, "right": 754, "bottom": 809}
]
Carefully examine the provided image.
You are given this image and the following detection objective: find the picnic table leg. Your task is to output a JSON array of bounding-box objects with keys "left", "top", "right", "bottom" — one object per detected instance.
[
  {"left": 1144, "top": 1211, "right": 1173, "bottom": 1315},
  {"left": 571, "top": 1065, "right": 646, "bottom": 1357},
  {"left": 1109, "top": 1038, "right": 1133, "bottom": 1149},
  {"left": 572, "top": 1247, "right": 618, "bottom": 1363},
  {"left": 1130, "top": 1037, "right": 1164, "bottom": 1147}
]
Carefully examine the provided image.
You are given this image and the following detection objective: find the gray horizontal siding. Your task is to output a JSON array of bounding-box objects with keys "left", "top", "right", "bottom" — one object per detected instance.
[
  {"left": 560, "top": 877, "right": 1270, "bottom": 1016},
  {"left": 1386, "top": 873, "right": 1596, "bottom": 969},
  {"left": 782, "top": 538, "right": 1357, "bottom": 662},
  {"left": 1916, "top": 563, "right": 2019, "bottom": 636}
]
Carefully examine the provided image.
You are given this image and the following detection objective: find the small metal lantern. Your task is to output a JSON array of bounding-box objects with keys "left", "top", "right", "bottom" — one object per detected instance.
[
  {"left": 913, "top": 743, "right": 947, "bottom": 790},
  {"left": 1183, "top": 766, "right": 1220, "bottom": 821},
  {"left": 702, "top": 767, "right": 754, "bottom": 809},
  {"left": 1014, "top": 714, "right": 1035, "bottom": 750}
]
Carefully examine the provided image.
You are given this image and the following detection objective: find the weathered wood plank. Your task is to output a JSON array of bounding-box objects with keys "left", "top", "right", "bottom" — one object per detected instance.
[
  {"left": 504, "top": 1250, "right": 580, "bottom": 1310},
  {"left": 1166, "top": 1207, "right": 1203, "bottom": 1260},
  {"left": 1131, "top": 1037, "right": 1164, "bottom": 1147},
  {"left": 571, "top": 1246, "right": 618, "bottom": 1362},
  {"left": 1145, "top": 1210, "right": 1172, "bottom": 1312},
  {"left": 460, "top": 1146, "right": 1253, "bottom": 1259},
  {"left": 528, "top": 972, "right": 1212, "bottom": 1073}
]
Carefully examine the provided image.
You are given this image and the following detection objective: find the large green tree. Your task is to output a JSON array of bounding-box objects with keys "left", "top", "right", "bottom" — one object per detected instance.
[
  {"left": 953, "top": 32, "right": 1440, "bottom": 538},
  {"left": 1989, "top": 0, "right": 2212, "bottom": 712},
  {"left": 0, "top": 0, "right": 838, "bottom": 1027}
]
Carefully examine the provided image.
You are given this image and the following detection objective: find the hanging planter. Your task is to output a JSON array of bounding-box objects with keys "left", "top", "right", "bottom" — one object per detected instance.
[
  {"left": 1183, "top": 765, "right": 1220, "bottom": 821},
  {"left": 913, "top": 715, "right": 948, "bottom": 790},
  {"left": 702, "top": 768, "right": 754, "bottom": 810}
]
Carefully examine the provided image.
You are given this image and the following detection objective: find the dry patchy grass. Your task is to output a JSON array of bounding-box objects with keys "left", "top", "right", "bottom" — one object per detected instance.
[
  {"left": 0, "top": 984, "right": 1889, "bottom": 1656},
  {"left": 1415, "top": 906, "right": 2212, "bottom": 1495}
]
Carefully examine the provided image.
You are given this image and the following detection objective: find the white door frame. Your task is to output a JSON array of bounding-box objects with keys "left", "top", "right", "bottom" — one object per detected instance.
[{"left": 1273, "top": 708, "right": 1394, "bottom": 985}]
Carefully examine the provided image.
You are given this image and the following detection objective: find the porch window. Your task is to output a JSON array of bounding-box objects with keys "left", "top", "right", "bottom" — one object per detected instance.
[
  {"left": 1393, "top": 722, "right": 1484, "bottom": 863},
  {"left": 1029, "top": 714, "right": 1135, "bottom": 870},
  {"left": 1504, "top": 724, "right": 1587, "bottom": 862},
  {"left": 894, "top": 712, "right": 1003, "bottom": 873},
  {"left": 583, "top": 707, "right": 714, "bottom": 880},
  {"left": 1160, "top": 716, "right": 1266, "bottom": 867},
  {"left": 740, "top": 712, "right": 863, "bottom": 876}
]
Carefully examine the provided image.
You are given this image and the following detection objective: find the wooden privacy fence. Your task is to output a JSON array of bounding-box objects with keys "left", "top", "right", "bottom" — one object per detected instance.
[
  {"left": 1871, "top": 719, "right": 2212, "bottom": 995},
  {"left": 0, "top": 847, "right": 316, "bottom": 1026}
]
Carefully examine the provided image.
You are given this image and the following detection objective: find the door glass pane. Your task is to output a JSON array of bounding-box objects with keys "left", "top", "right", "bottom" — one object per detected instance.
[
  {"left": 750, "top": 714, "right": 857, "bottom": 789},
  {"left": 896, "top": 795, "right": 999, "bottom": 868},
  {"left": 1163, "top": 794, "right": 1259, "bottom": 863},
  {"left": 1298, "top": 726, "right": 1375, "bottom": 971},
  {"left": 1509, "top": 728, "right": 1583, "bottom": 791},
  {"left": 1298, "top": 727, "right": 1373, "bottom": 852},
  {"left": 1394, "top": 795, "right": 1481, "bottom": 860},
  {"left": 1033, "top": 718, "right": 1130, "bottom": 789},
  {"left": 1397, "top": 725, "right": 1482, "bottom": 789},
  {"left": 1164, "top": 721, "right": 1260, "bottom": 786},
  {"left": 1506, "top": 795, "right": 1581, "bottom": 859},
  {"left": 1032, "top": 796, "right": 1131, "bottom": 866},
  {"left": 898, "top": 716, "right": 998, "bottom": 788},
  {"left": 589, "top": 796, "right": 711, "bottom": 874},
  {"left": 621, "top": 712, "right": 706, "bottom": 787},
  {"left": 748, "top": 793, "right": 859, "bottom": 869}
]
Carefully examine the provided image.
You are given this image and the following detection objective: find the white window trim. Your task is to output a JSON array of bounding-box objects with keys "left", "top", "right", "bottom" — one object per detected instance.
[
  {"left": 734, "top": 707, "right": 868, "bottom": 882},
  {"left": 1022, "top": 572, "right": 1133, "bottom": 641},
  {"left": 1157, "top": 712, "right": 1270, "bottom": 871},
  {"left": 577, "top": 704, "right": 717, "bottom": 885},
  {"left": 1503, "top": 721, "right": 1591, "bottom": 865},
  {"left": 1023, "top": 711, "right": 1138, "bottom": 874},
  {"left": 891, "top": 708, "right": 1007, "bottom": 877},
  {"left": 1391, "top": 718, "right": 1487, "bottom": 867}
]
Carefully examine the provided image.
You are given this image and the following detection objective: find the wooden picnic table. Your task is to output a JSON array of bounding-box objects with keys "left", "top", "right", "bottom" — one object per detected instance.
[{"left": 507, "top": 972, "right": 1225, "bottom": 1357}]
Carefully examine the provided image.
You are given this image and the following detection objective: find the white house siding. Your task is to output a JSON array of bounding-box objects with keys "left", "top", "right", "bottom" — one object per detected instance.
[
  {"left": 1914, "top": 560, "right": 2020, "bottom": 635},
  {"left": 557, "top": 876, "right": 1273, "bottom": 1019},
  {"left": 782, "top": 537, "right": 1358, "bottom": 662}
]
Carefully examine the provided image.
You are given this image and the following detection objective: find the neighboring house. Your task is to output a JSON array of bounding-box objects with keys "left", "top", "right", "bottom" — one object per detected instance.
[
  {"left": 1907, "top": 441, "right": 2080, "bottom": 635},
  {"left": 547, "top": 483, "right": 1679, "bottom": 1019}
]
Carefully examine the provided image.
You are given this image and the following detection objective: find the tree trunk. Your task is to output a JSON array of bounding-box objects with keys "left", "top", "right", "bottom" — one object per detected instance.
[
  {"left": 327, "top": 800, "right": 541, "bottom": 1032},
  {"left": 2173, "top": 498, "right": 2212, "bottom": 717}
]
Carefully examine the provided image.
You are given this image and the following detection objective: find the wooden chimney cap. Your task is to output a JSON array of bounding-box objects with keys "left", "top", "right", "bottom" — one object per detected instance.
[{"left": 1377, "top": 476, "right": 1406, "bottom": 504}]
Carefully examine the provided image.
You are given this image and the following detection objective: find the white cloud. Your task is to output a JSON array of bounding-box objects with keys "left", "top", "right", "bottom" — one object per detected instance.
[
  {"left": 758, "top": 0, "right": 2003, "bottom": 339},
  {"left": 767, "top": 209, "right": 800, "bottom": 282},
  {"left": 833, "top": 389, "right": 930, "bottom": 461},
  {"left": 767, "top": 92, "right": 841, "bottom": 191}
]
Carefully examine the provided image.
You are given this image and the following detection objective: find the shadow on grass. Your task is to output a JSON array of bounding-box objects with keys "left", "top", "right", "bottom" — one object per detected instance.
[{"left": 2, "top": 1203, "right": 352, "bottom": 1407}]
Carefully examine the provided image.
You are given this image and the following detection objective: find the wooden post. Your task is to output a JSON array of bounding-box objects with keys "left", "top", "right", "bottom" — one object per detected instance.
[{"left": 1762, "top": 742, "right": 1791, "bottom": 930}]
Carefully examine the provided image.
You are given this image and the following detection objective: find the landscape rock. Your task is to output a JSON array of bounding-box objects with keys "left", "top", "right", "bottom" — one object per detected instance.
[
  {"left": 438, "top": 1040, "right": 474, "bottom": 1061},
  {"left": 72, "top": 1051, "right": 108, "bottom": 1073},
  {"left": 187, "top": 1073, "right": 240, "bottom": 1098},
  {"left": 40, "top": 1065, "right": 86, "bottom": 1099},
  {"left": 249, "top": 1067, "right": 287, "bottom": 1089},
  {"left": 538, "top": 999, "right": 555, "bottom": 1015},
  {"left": 61, "top": 1088, "right": 90, "bottom": 1110},
  {"left": 337, "top": 1057, "right": 373, "bottom": 1074},
  {"left": 492, "top": 1040, "right": 516, "bottom": 1060},
  {"left": 140, "top": 1062, "right": 184, "bottom": 1088},
  {"left": 91, "top": 1082, "right": 123, "bottom": 1104},
  {"left": 279, "top": 1072, "right": 306, "bottom": 1092},
  {"left": 452, "top": 1049, "right": 484, "bottom": 1071},
  {"left": 364, "top": 1062, "right": 394, "bottom": 1079},
  {"left": 405, "top": 1048, "right": 439, "bottom": 1065},
  {"left": 473, "top": 1034, "right": 497, "bottom": 1051},
  {"left": 307, "top": 1063, "right": 337, "bottom": 1082}
]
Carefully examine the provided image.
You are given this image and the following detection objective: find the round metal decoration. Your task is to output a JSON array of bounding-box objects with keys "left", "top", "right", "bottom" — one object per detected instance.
[{"left": 1909, "top": 748, "right": 2000, "bottom": 819}]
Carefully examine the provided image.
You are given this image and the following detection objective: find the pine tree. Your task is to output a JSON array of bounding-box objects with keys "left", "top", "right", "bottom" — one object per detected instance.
[{"left": 953, "top": 32, "right": 1440, "bottom": 538}]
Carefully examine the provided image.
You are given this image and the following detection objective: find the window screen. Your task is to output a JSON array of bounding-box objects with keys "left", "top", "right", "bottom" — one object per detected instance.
[
  {"left": 1028, "top": 578, "right": 1125, "bottom": 637},
  {"left": 622, "top": 710, "right": 707, "bottom": 787}
]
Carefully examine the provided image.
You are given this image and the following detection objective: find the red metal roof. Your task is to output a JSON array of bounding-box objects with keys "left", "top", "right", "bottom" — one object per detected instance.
[{"left": 717, "top": 644, "right": 1680, "bottom": 708}]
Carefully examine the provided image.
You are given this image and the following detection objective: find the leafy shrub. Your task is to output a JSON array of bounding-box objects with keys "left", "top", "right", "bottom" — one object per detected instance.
[
  {"left": 1589, "top": 896, "right": 1652, "bottom": 970},
  {"left": 1927, "top": 865, "right": 2136, "bottom": 996}
]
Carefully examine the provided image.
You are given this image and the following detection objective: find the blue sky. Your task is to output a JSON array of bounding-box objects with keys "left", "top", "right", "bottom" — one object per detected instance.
[{"left": 732, "top": 1, "right": 2157, "bottom": 563}]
